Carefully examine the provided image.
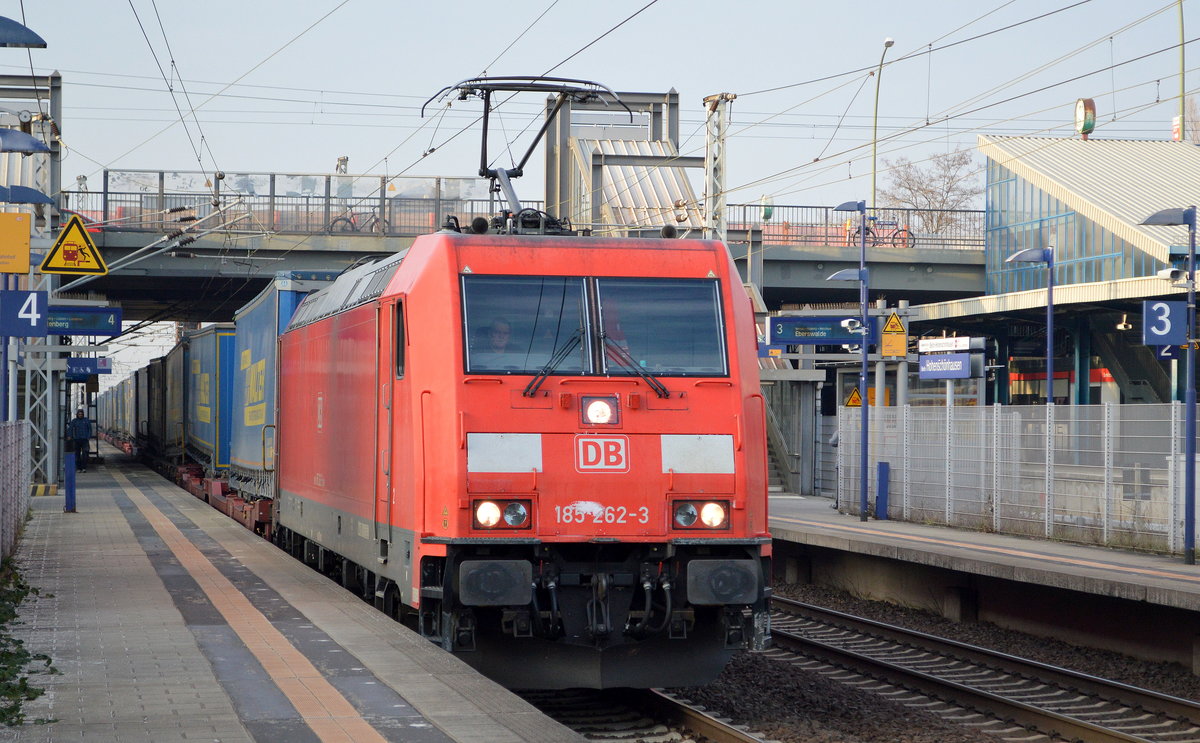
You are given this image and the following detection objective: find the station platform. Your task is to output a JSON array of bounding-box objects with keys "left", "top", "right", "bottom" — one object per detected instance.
[
  {"left": 769, "top": 494, "right": 1200, "bottom": 611},
  {"left": 7, "top": 452, "right": 583, "bottom": 743},
  {"left": 769, "top": 494, "right": 1200, "bottom": 666}
]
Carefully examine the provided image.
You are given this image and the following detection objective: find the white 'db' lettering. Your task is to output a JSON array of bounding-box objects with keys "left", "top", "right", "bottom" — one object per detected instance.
[{"left": 575, "top": 435, "right": 629, "bottom": 472}]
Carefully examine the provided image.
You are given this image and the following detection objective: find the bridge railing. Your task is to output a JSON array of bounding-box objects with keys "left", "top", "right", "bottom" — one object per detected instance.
[
  {"left": 728, "top": 203, "right": 984, "bottom": 251},
  {"left": 61, "top": 169, "right": 984, "bottom": 250}
]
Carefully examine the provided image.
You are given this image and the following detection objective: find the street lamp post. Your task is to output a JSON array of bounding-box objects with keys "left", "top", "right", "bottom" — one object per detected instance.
[
  {"left": 830, "top": 200, "right": 870, "bottom": 521},
  {"left": 871, "top": 38, "right": 895, "bottom": 211},
  {"left": 1005, "top": 244, "right": 1056, "bottom": 403},
  {"left": 1141, "top": 206, "right": 1197, "bottom": 564}
]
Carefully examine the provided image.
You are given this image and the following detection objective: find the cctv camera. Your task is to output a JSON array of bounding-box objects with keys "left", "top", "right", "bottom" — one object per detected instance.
[
  {"left": 840, "top": 318, "right": 862, "bottom": 330},
  {"left": 1157, "top": 267, "right": 1187, "bottom": 282}
]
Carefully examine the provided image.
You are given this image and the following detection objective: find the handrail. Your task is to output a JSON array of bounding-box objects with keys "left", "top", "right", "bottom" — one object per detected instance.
[
  {"left": 57, "top": 169, "right": 985, "bottom": 251},
  {"left": 762, "top": 392, "right": 797, "bottom": 491}
]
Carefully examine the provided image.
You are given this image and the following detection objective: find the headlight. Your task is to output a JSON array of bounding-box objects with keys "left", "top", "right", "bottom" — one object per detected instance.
[
  {"left": 473, "top": 499, "right": 533, "bottom": 530},
  {"left": 700, "top": 502, "right": 727, "bottom": 528},
  {"left": 503, "top": 502, "right": 529, "bottom": 526},
  {"left": 674, "top": 502, "right": 698, "bottom": 527},
  {"left": 581, "top": 395, "right": 619, "bottom": 425},
  {"left": 475, "top": 501, "right": 501, "bottom": 528},
  {"left": 673, "top": 500, "right": 731, "bottom": 529}
]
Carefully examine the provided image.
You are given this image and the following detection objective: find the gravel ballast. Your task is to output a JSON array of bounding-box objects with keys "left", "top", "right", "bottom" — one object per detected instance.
[{"left": 671, "top": 582, "right": 1200, "bottom": 743}]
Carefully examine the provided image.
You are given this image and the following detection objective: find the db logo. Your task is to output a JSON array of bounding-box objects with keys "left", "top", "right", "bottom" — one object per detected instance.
[{"left": 575, "top": 435, "right": 629, "bottom": 472}]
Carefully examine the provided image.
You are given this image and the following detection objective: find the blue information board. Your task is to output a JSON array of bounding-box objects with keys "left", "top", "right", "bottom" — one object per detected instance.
[
  {"left": 919, "top": 352, "right": 973, "bottom": 379},
  {"left": 66, "top": 357, "right": 112, "bottom": 375},
  {"left": 1143, "top": 300, "right": 1187, "bottom": 346},
  {"left": 769, "top": 316, "right": 879, "bottom": 345},
  {"left": 48, "top": 305, "right": 121, "bottom": 336},
  {"left": 0, "top": 290, "right": 48, "bottom": 336}
]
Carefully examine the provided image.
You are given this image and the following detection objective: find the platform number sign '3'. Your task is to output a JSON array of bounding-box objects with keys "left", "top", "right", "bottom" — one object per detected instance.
[
  {"left": 0, "top": 290, "right": 48, "bottom": 337},
  {"left": 1143, "top": 300, "right": 1187, "bottom": 346}
]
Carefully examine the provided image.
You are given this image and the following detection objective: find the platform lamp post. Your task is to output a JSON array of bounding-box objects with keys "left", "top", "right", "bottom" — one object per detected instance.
[
  {"left": 1141, "top": 205, "right": 1197, "bottom": 564},
  {"left": 829, "top": 199, "right": 870, "bottom": 521},
  {"left": 871, "top": 37, "right": 895, "bottom": 212},
  {"left": 1005, "top": 242, "right": 1055, "bottom": 403}
]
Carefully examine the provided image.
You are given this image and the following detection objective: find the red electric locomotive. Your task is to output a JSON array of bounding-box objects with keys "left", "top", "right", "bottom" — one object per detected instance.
[
  {"left": 275, "top": 230, "right": 771, "bottom": 688},
  {"left": 275, "top": 76, "right": 770, "bottom": 688}
]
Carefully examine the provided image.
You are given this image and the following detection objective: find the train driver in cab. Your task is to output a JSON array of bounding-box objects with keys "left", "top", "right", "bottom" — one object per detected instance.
[{"left": 475, "top": 317, "right": 522, "bottom": 369}]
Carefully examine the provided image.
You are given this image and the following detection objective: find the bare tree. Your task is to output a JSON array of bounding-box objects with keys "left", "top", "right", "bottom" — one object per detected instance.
[{"left": 878, "top": 148, "right": 983, "bottom": 235}]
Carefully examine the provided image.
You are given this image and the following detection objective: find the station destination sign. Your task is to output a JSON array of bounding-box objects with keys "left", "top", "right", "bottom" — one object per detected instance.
[
  {"left": 918, "top": 352, "right": 973, "bottom": 380},
  {"left": 47, "top": 305, "right": 122, "bottom": 336},
  {"left": 917, "top": 336, "right": 984, "bottom": 353},
  {"left": 769, "top": 316, "right": 879, "bottom": 345}
]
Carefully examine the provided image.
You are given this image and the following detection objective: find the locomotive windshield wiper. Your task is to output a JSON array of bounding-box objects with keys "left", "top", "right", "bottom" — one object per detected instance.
[
  {"left": 523, "top": 329, "right": 582, "bottom": 397},
  {"left": 602, "top": 335, "right": 670, "bottom": 398}
]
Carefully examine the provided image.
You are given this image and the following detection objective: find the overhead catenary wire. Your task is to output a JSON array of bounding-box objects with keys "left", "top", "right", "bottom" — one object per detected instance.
[
  {"left": 562, "top": 0, "right": 1180, "bottom": 227},
  {"left": 738, "top": 0, "right": 1097, "bottom": 98},
  {"left": 723, "top": 36, "right": 1200, "bottom": 200}
]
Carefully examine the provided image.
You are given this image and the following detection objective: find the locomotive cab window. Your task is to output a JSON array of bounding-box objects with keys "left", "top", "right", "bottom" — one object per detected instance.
[
  {"left": 462, "top": 275, "right": 727, "bottom": 377},
  {"left": 596, "top": 278, "right": 727, "bottom": 376},
  {"left": 462, "top": 276, "right": 588, "bottom": 375}
]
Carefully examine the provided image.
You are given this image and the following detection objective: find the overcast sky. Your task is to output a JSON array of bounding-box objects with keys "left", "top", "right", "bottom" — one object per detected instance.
[{"left": 10, "top": 0, "right": 1198, "bottom": 210}]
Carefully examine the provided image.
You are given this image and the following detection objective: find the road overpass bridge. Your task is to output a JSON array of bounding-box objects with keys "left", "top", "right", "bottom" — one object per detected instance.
[{"left": 52, "top": 169, "right": 986, "bottom": 321}]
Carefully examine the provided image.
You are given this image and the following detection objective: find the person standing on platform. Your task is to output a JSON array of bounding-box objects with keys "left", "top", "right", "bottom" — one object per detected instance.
[{"left": 68, "top": 409, "right": 92, "bottom": 472}]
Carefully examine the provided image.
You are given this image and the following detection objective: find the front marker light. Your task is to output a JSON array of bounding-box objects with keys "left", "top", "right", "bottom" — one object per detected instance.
[
  {"left": 700, "top": 502, "right": 727, "bottom": 528},
  {"left": 674, "top": 502, "right": 698, "bottom": 527},
  {"left": 475, "top": 501, "right": 501, "bottom": 528}
]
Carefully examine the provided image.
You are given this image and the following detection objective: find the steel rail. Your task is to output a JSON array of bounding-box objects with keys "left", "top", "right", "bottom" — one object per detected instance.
[
  {"left": 773, "top": 596, "right": 1200, "bottom": 743},
  {"left": 633, "top": 689, "right": 767, "bottom": 743}
]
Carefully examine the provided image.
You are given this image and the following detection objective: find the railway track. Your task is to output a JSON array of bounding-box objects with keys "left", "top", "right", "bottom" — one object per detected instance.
[
  {"left": 771, "top": 596, "right": 1200, "bottom": 742},
  {"left": 519, "top": 688, "right": 772, "bottom": 742}
]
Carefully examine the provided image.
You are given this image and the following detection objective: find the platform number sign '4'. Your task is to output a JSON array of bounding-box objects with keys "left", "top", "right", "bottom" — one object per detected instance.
[
  {"left": 0, "top": 290, "right": 48, "bottom": 337},
  {"left": 1143, "top": 300, "right": 1187, "bottom": 346}
]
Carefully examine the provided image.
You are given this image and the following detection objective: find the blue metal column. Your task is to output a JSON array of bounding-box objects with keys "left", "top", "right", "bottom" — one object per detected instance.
[{"left": 1074, "top": 315, "right": 1091, "bottom": 405}]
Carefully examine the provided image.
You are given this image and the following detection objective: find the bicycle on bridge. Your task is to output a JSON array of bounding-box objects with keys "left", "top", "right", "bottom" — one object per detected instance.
[
  {"left": 327, "top": 207, "right": 390, "bottom": 234},
  {"left": 851, "top": 216, "right": 915, "bottom": 248}
]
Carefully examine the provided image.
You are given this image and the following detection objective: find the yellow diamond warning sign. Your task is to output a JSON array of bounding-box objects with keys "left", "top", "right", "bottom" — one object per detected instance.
[{"left": 39, "top": 215, "right": 108, "bottom": 275}]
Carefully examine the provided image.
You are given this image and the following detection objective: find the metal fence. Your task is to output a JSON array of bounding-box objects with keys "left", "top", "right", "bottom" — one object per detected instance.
[
  {"left": 63, "top": 170, "right": 517, "bottom": 237},
  {"left": 0, "top": 421, "right": 31, "bottom": 560},
  {"left": 837, "top": 403, "right": 1182, "bottom": 554},
  {"left": 728, "top": 203, "right": 984, "bottom": 251}
]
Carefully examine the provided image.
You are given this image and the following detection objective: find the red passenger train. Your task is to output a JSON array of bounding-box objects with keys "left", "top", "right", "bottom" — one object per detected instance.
[{"left": 273, "top": 230, "right": 771, "bottom": 688}]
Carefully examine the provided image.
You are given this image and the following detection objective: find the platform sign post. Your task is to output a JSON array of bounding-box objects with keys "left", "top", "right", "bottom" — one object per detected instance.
[
  {"left": 0, "top": 290, "right": 48, "bottom": 336},
  {"left": 1143, "top": 300, "right": 1187, "bottom": 346}
]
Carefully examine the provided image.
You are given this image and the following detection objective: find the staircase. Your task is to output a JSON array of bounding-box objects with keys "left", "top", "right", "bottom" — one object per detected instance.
[{"left": 1093, "top": 330, "right": 1171, "bottom": 403}]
